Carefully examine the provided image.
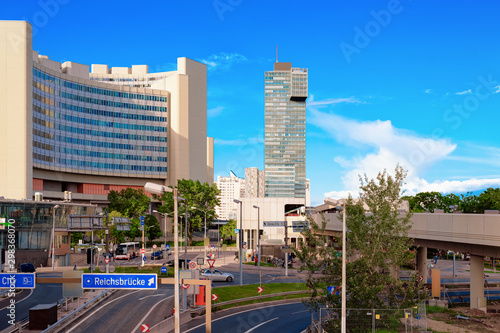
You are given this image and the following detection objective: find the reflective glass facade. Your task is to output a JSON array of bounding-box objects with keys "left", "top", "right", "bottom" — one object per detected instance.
[
  {"left": 0, "top": 200, "right": 95, "bottom": 251},
  {"left": 32, "top": 66, "right": 169, "bottom": 175},
  {"left": 264, "top": 64, "right": 307, "bottom": 198}
]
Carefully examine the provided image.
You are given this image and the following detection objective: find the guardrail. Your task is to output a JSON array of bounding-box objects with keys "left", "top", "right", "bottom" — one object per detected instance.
[
  {"left": 191, "top": 290, "right": 312, "bottom": 314},
  {"left": 41, "top": 290, "right": 111, "bottom": 333},
  {"left": 1, "top": 316, "right": 29, "bottom": 333}
]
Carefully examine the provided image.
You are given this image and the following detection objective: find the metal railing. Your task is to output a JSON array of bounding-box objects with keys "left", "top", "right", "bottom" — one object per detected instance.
[{"left": 192, "top": 290, "right": 312, "bottom": 314}]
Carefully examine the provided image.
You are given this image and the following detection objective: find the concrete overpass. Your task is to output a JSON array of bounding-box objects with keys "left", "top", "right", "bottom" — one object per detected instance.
[{"left": 311, "top": 210, "right": 500, "bottom": 311}]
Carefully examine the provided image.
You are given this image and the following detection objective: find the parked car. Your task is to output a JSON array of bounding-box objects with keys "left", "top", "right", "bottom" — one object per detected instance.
[
  {"left": 151, "top": 250, "right": 165, "bottom": 260},
  {"left": 19, "top": 263, "right": 36, "bottom": 273},
  {"left": 200, "top": 269, "right": 234, "bottom": 282}
]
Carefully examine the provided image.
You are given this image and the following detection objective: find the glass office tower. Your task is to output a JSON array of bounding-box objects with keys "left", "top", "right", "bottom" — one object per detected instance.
[{"left": 264, "top": 62, "right": 308, "bottom": 198}]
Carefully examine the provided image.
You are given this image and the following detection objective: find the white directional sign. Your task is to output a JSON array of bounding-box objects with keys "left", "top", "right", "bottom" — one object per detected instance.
[
  {"left": 82, "top": 273, "right": 157, "bottom": 290},
  {"left": 263, "top": 221, "right": 285, "bottom": 227}
]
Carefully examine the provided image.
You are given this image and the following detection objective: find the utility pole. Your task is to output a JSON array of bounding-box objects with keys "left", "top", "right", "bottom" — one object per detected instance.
[
  {"left": 141, "top": 215, "right": 145, "bottom": 267},
  {"left": 285, "top": 220, "right": 288, "bottom": 276}
]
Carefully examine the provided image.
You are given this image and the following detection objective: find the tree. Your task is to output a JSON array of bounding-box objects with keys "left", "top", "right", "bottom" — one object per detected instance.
[
  {"left": 220, "top": 219, "right": 237, "bottom": 242},
  {"left": 145, "top": 214, "right": 162, "bottom": 243},
  {"left": 296, "top": 166, "right": 426, "bottom": 319},
  {"left": 478, "top": 188, "right": 500, "bottom": 211},
  {"left": 155, "top": 179, "right": 220, "bottom": 244},
  {"left": 460, "top": 192, "right": 482, "bottom": 213},
  {"left": 106, "top": 188, "right": 150, "bottom": 219}
]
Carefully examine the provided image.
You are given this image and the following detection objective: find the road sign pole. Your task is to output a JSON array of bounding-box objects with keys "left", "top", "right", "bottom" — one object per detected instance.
[
  {"left": 141, "top": 216, "right": 145, "bottom": 267},
  {"left": 173, "top": 189, "right": 180, "bottom": 333},
  {"left": 285, "top": 220, "right": 288, "bottom": 277}
]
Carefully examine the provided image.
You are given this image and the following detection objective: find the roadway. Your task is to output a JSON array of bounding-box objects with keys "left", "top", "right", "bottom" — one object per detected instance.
[
  {"left": 184, "top": 302, "right": 319, "bottom": 333},
  {"left": 0, "top": 272, "right": 62, "bottom": 331},
  {"left": 64, "top": 285, "right": 175, "bottom": 333}
]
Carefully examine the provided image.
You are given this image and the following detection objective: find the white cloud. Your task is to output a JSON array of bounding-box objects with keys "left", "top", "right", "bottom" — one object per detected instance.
[
  {"left": 308, "top": 97, "right": 364, "bottom": 107},
  {"left": 495, "top": 85, "right": 500, "bottom": 93},
  {"left": 425, "top": 89, "right": 431, "bottom": 94},
  {"left": 214, "top": 136, "right": 263, "bottom": 146},
  {"left": 455, "top": 89, "right": 472, "bottom": 95},
  {"left": 208, "top": 106, "right": 224, "bottom": 118},
  {"left": 308, "top": 98, "right": 500, "bottom": 201},
  {"left": 199, "top": 52, "right": 248, "bottom": 71}
]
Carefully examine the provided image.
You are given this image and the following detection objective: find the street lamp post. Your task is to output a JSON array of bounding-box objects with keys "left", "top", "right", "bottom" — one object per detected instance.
[
  {"left": 192, "top": 206, "right": 208, "bottom": 261},
  {"left": 52, "top": 205, "right": 60, "bottom": 271},
  {"left": 184, "top": 204, "right": 188, "bottom": 270},
  {"left": 145, "top": 182, "right": 183, "bottom": 333},
  {"left": 153, "top": 210, "right": 168, "bottom": 254},
  {"left": 252, "top": 205, "right": 260, "bottom": 269},
  {"left": 234, "top": 199, "right": 243, "bottom": 286},
  {"left": 325, "top": 197, "right": 347, "bottom": 333}
]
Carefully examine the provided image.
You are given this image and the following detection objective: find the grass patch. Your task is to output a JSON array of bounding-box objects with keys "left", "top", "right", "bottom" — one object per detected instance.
[
  {"left": 243, "top": 262, "right": 278, "bottom": 268},
  {"left": 210, "top": 283, "right": 309, "bottom": 310},
  {"left": 426, "top": 305, "right": 457, "bottom": 315}
]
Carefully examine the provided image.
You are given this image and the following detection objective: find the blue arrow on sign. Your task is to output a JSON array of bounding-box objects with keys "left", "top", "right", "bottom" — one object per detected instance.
[{"left": 82, "top": 273, "right": 157, "bottom": 290}]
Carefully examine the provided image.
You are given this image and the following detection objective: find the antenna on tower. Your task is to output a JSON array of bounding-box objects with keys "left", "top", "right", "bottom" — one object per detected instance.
[{"left": 276, "top": 45, "right": 278, "bottom": 62}]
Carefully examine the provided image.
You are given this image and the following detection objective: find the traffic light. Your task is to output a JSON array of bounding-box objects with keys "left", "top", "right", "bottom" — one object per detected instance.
[{"left": 87, "top": 249, "right": 91, "bottom": 264}]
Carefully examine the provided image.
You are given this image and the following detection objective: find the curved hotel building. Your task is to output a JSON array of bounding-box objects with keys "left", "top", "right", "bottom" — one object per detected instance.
[{"left": 0, "top": 21, "right": 213, "bottom": 202}]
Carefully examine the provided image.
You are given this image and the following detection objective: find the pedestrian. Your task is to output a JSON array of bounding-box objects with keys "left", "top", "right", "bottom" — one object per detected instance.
[
  {"left": 234, "top": 251, "right": 238, "bottom": 262},
  {"left": 434, "top": 255, "right": 438, "bottom": 265},
  {"left": 255, "top": 254, "right": 258, "bottom": 266}
]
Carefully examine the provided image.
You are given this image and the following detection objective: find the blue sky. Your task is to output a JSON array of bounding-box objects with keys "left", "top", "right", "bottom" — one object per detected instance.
[{"left": 4, "top": 0, "right": 500, "bottom": 205}]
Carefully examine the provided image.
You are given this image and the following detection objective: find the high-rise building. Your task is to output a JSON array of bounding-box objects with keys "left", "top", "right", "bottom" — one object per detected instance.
[
  {"left": 264, "top": 62, "right": 307, "bottom": 198},
  {"left": 244, "top": 167, "right": 265, "bottom": 198},
  {"left": 0, "top": 21, "right": 213, "bottom": 202},
  {"left": 215, "top": 171, "right": 245, "bottom": 220}
]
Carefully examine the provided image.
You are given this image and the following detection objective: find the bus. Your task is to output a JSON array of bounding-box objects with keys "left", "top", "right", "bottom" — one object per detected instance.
[{"left": 114, "top": 242, "right": 140, "bottom": 260}]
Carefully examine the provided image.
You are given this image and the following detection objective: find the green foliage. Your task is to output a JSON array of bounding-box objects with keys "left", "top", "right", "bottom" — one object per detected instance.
[
  {"left": 154, "top": 179, "right": 220, "bottom": 243},
  {"left": 220, "top": 219, "right": 237, "bottom": 241},
  {"left": 106, "top": 188, "right": 150, "bottom": 219},
  {"left": 296, "top": 166, "right": 427, "bottom": 313},
  {"left": 478, "top": 187, "right": 500, "bottom": 211},
  {"left": 403, "top": 188, "right": 500, "bottom": 214},
  {"left": 145, "top": 214, "right": 162, "bottom": 243}
]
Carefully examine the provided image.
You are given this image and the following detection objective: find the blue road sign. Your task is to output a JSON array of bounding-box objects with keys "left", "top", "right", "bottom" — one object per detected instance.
[
  {"left": 0, "top": 273, "right": 36, "bottom": 289},
  {"left": 235, "top": 228, "right": 239, "bottom": 234},
  {"left": 82, "top": 273, "right": 157, "bottom": 290},
  {"left": 327, "top": 286, "right": 340, "bottom": 296},
  {"left": 166, "top": 245, "right": 170, "bottom": 250},
  {"left": 143, "top": 256, "right": 146, "bottom": 261},
  {"left": 161, "top": 267, "right": 167, "bottom": 274},
  {"left": 140, "top": 216, "right": 145, "bottom": 226}
]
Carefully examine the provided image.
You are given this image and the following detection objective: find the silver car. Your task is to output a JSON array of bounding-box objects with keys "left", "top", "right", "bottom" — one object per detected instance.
[{"left": 200, "top": 269, "right": 234, "bottom": 282}]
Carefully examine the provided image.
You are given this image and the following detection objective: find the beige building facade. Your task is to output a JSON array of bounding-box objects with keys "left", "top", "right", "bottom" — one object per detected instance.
[{"left": 0, "top": 21, "right": 213, "bottom": 202}]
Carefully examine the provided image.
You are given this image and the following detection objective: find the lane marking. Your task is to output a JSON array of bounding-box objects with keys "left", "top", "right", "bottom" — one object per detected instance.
[
  {"left": 138, "top": 294, "right": 165, "bottom": 301},
  {"left": 0, "top": 289, "right": 34, "bottom": 311},
  {"left": 184, "top": 302, "right": 302, "bottom": 333},
  {"left": 66, "top": 290, "right": 141, "bottom": 333},
  {"left": 244, "top": 317, "right": 279, "bottom": 333},
  {"left": 291, "top": 309, "right": 308, "bottom": 315},
  {"left": 130, "top": 295, "right": 173, "bottom": 333}
]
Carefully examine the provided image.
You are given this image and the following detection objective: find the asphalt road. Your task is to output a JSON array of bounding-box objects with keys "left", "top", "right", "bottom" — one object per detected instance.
[
  {"left": 64, "top": 285, "right": 175, "bottom": 333},
  {"left": 184, "top": 302, "right": 318, "bottom": 333},
  {"left": 0, "top": 272, "right": 62, "bottom": 331}
]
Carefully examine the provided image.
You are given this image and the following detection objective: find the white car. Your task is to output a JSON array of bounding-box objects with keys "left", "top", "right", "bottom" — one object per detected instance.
[{"left": 200, "top": 269, "right": 234, "bottom": 282}]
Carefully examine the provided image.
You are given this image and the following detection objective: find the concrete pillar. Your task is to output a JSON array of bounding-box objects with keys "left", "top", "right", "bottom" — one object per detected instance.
[
  {"left": 417, "top": 247, "right": 428, "bottom": 282},
  {"left": 470, "top": 254, "right": 487, "bottom": 312}
]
